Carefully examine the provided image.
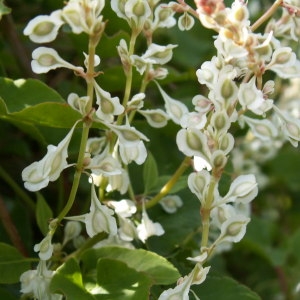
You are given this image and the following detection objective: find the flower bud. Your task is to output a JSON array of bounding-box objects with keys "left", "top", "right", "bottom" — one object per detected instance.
[
  {"left": 242, "top": 116, "right": 278, "bottom": 141},
  {"left": 223, "top": 174, "right": 258, "bottom": 204},
  {"left": 178, "top": 12, "right": 195, "bottom": 31},
  {"left": 23, "top": 10, "right": 64, "bottom": 43},
  {"left": 176, "top": 128, "right": 210, "bottom": 161},
  {"left": 34, "top": 234, "right": 54, "bottom": 260},
  {"left": 156, "top": 83, "right": 188, "bottom": 125},
  {"left": 159, "top": 195, "right": 183, "bottom": 214},
  {"left": 31, "top": 47, "right": 83, "bottom": 74},
  {"left": 138, "top": 109, "right": 169, "bottom": 128},
  {"left": 211, "top": 150, "right": 227, "bottom": 169},
  {"left": 67, "top": 93, "right": 89, "bottom": 115},
  {"left": 86, "top": 137, "right": 106, "bottom": 156},
  {"left": 218, "top": 215, "right": 250, "bottom": 243}
]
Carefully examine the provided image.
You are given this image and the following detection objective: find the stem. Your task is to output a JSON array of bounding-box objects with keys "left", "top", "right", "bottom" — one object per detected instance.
[
  {"left": 251, "top": 0, "right": 283, "bottom": 32},
  {"left": 116, "top": 31, "right": 138, "bottom": 126},
  {"left": 57, "top": 36, "right": 97, "bottom": 223},
  {"left": 144, "top": 156, "right": 192, "bottom": 210},
  {"left": 0, "top": 195, "right": 29, "bottom": 256},
  {"left": 0, "top": 165, "right": 35, "bottom": 212},
  {"left": 200, "top": 175, "right": 217, "bottom": 248}
]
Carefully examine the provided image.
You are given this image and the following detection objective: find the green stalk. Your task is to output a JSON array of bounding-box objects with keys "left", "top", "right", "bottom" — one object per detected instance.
[
  {"left": 144, "top": 156, "right": 191, "bottom": 210},
  {"left": 57, "top": 36, "right": 97, "bottom": 224},
  {"left": 200, "top": 175, "right": 217, "bottom": 248},
  {"left": 251, "top": 0, "right": 283, "bottom": 31}
]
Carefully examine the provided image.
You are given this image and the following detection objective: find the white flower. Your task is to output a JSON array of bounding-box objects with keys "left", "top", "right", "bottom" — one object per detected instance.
[
  {"left": 188, "top": 170, "right": 211, "bottom": 204},
  {"left": 31, "top": 47, "right": 84, "bottom": 74},
  {"left": 107, "top": 169, "right": 130, "bottom": 194},
  {"left": 108, "top": 199, "right": 137, "bottom": 218},
  {"left": 66, "top": 184, "right": 117, "bottom": 237},
  {"left": 159, "top": 195, "right": 183, "bottom": 214},
  {"left": 153, "top": 3, "right": 176, "bottom": 29},
  {"left": 118, "top": 216, "right": 137, "bottom": 241},
  {"left": 34, "top": 234, "right": 54, "bottom": 261},
  {"left": 176, "top": 128, "right": 210, "bottom": 162},
  {"left": 178, "top": 12, "right": 195, "bottom": 31},
  {"left": 86, "top": 137, "right": 106, "bottom": 156},
  {"left": 119, "top": 140, "right": 148, "bottom": 165},
  {"left": 22, "top": 122, "right": 77, "bottom": 192},
  {"left": 137, "top": 205, "right": 164, "bottom": 243},
  {"left": 23, "top": 10, "right": 64, "bottom": 43},
  {"left": 222, "top": 174, "right": 258, "bottom": 204},
  {"left": 217, "top": 215, "right": 250, "bottom": 244},
  {"left": 94, "top": 81, "right": 124, "bottom": 123},
  {"left": 62, "top": 221, "right": 82, "bottom": 246},
  {"left": 156, "top": 82, "right": 188, "bottom": 125},
  {"left": 158, "top": 264, "right": 210, "bottom": 300},
  {"left": 108, "top": 123, "right": 149, "bottom": 146},
  {"left": 238, "top": 77, "right": 273, "bottom": 115},
  {"left": 138, "top": 109, "right": 169, "bottom": 128},
  {"left": 67, "top": 93, "right": 89, "bottom": 115},
  {"left": 88, "top": 152, "right": 122, "bottom": 176},
  {"left": 20, "top": 261, "right": 62, "bottom": 300}
]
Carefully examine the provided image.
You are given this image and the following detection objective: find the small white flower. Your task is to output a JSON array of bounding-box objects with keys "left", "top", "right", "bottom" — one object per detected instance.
[
  {"left": 88, "top": 152, "right": 122, "bottom": 176},
  {"left": 67, "top": 184, "right": 117, "bottom": 237},
  {"left": 138, "top": 109, "right": 169, "bottom": 128},
  {"left": 156, "top": 82, "right": 188, "bottom": 125},
  {"left": 108, "top": 199, "right": 137, "bottom": 218},
  {"left": 178, "top": 12, "right": 195, "bottom": 31},
  {"left": 34, "top": 234, "right": 54, "bottom": 261},
  {"left": 94, "top": 81, "right": 124, "bottom": 123},
  {"left": 158, "top": 264, "right": 210, "bottom": 300},
  {"left": 222, "top": 174, "right": 258, "bottom": 204},
  {"left": 153, "top": 3, "right": 176, "bottom": 29},
  {"left": 119, "top": 140, "right": 148, "bottom": 165},
  {"left": 137, "top": 205, "right": 164, "bottom": 243},
  {"left": 67, "top": 93, "right": 89, "bottom": 115},
  {"left": 159, "top": 195, "right": 183, "bottom": 214},
  {"left": 86, "top": 137, "right": 106, "bottom": 156},
  {"left": 62, "top": 221, "right": 82, "bottom": 246},
  {"left": 22, "top": 122, "right": 77, "bottom": 191},
  {"left": 20, "top": 261, "right": 62, "bottom": 300},
  {"left": 31, "top": 47, "right": 84, "bottom": 74},
  {"left": 217, "top": 215, "right": 250, "bottom": 244},
  {"left": 107, "top": 169, "right": 130, "bottom": 194},
  {"left": 24, "top": 10, "right": 64, "bottom": 43}
]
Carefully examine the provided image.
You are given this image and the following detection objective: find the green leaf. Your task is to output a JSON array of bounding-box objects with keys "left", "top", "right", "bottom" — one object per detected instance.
[
  {"left": 193, "top": 274, "right": 261, "bottom": 300},
  {"left": 36, "top": 193, "right": 53, "bottom": 235},
  {"left": 143, "top": 152, "right": 159, "bottom": 194},
  {"left": 81, "top": 246, "right": 180, "bottom": 286},
  {"left": 9, "top": 102, "right": 81, "bottom": 128},
  {"left": 0, "top": 78, "right": 64, "bottom": 113},
  {"left": 0, "top": 287, "right": 18, "bottom": 300},
  {"left": 0, "top": 243, "right": 31, "bottom": 284},
  {"left": 96, "top": 258, "right": 152, "bottom": 299},
  {"left": 50, "top": 258, "right": 95, "bottom": 300}
]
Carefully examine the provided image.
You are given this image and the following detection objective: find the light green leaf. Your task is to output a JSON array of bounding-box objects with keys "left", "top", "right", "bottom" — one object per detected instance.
[
  {"left": 0, "top": 1, "right": 11, "bottom": 17},
  {"left": 143, "top": 152, "right": 159, "bottom": 194},
  {"left": 81, "top": 246, "right": 180, "bottom": 285},
  {"left": 96, "top": 258, "right": 152, "bottom": 299},
  {"left": 36, "top": 193, "right": 53, "bottom": 235},
  {"left": 0, "top": 243, "right": 31, "bottom": 284},
  {"left": 50, "top": 258, "right": 96, "bottom": 300},
  {"left": 193, "top": 274, "right": 261, "bottom": 300},
  {"left": 0, "top": 77, "right": 65, "bottom": 112}
]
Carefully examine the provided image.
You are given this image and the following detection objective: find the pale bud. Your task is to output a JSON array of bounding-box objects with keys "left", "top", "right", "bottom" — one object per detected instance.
[
  {"left": 178, "top": 12, "right": 195, "bottom": 31},
  {"left": 138, "top": 108, "right": 169, "bottom": 128}
]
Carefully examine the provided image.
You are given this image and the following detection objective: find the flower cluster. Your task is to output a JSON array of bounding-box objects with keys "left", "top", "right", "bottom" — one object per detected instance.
[{"left": 18, "top": 0, "right": 300, "bottom": 299}]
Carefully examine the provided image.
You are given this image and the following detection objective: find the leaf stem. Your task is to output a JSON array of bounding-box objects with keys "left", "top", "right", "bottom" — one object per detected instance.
[
  {"left": 251, "top": 0, "right": 283, "bottom": 32},
  {"left": 144, "top": 156, "right": 192, "bottom": 210}
]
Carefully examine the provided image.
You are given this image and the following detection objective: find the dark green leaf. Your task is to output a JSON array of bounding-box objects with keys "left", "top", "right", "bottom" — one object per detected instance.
[
  {"left": 0, "top": 243, "right": 31, "bottom": 284},
  {"left": 0, "top": 1, "right": 11, "bottom": 17},
  {"left": 81, "top": 246, "right": 180, "bottom": 285},
  {"left": 96, "top": 258, "right": 152, "bottom": 299},
  {"left": 193, "top": 274, "right": 261, "bottom": 300},
  {"left": 50, "top": 258, "right": 95, "bottom": 300},
  {"left": 0, "top": 78, "right": 65, "bottom": 113},
  {"left": 36, "top": 193, "right": 53, "bottom": 235}
]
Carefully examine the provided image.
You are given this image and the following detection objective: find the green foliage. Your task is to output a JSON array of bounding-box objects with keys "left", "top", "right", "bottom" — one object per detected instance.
[{"left": 0, "top": 243, "right": 31, "bottom": 284}]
